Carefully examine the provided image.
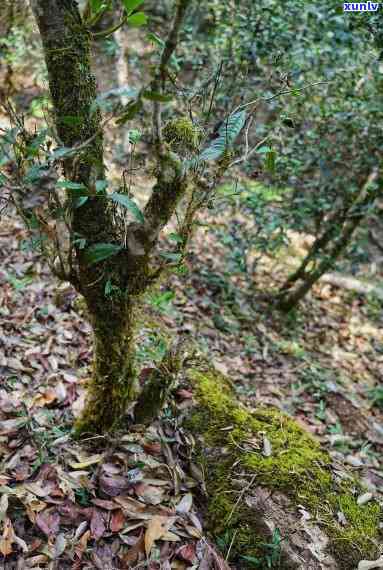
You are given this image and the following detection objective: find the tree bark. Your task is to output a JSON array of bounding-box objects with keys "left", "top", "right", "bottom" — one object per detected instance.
[
  {"left": 76, "top": 299, "right": 138, "bottom": 433},
  {"left": 30, "top": 0, "right": 192, "bottom": 433},
  {"left": 30, "top": 0, "right": 140, "bottom": 433}
]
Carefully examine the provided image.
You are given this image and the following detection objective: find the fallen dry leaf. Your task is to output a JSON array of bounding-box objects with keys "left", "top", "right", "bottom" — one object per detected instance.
[
  {"left": 74, "top": 529, "right": 91, "bottom": 561},
  {"left": 175, "top": 493, "right": 193, "bottom": 514},
  {"left": 135, "top": 483, "right": 165, "bottom": 505},
  {"left": 0, "top": 517, "right": 15, "bottom": 556},
  {"left": 110, "top": 509, "right": 125, "bottom": 532},
  {"left": 358, "top": 557, "right": 383, "bottom": 570},
  {"left": 99, "top": 473, "right": 129, "bottom": 497},
  {"left": 144, "top": 516, "right": 175, "bottom": 556},
  {"left": 36, "top": 509, "right": 60, "bottom": 538},
  {"left": 122, "top": 533, "right": 145, "bottom": 566},
  {"left": 176, "top": 543, "right": 197, "bottom": 564},
  {"left": 68, "top": 454, "right": 103, "bottom": 469},
  {"left": 90, "top": 508, "right": 106, "bottom": 540},
  {"left": 32, "top": 388, "right": 57, "bottom": 407},
  {"left": 0, "top": 494, "right": 9, "bottom": 523}
]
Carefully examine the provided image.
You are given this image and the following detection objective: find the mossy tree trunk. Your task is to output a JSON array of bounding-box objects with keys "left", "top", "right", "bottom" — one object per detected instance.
[
  {"left": 0, "top": 0, "right": 28, "bottom": 95},
  {"left": 184, "top": 366, "right": 381, "bottom": 569},
  {"left": 76, "top": 299, "right": 138, "bottom": 433},
  {"left": 31, "top": 0, "right": 193, "bottom": 433}
]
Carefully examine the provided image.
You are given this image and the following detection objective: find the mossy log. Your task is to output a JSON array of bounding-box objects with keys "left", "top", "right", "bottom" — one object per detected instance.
[{"left": 184, "top": 366, "right": 382, "bottom": 569}]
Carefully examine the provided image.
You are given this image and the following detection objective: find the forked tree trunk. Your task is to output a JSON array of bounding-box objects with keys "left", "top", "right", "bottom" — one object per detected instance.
[
  {"left": 30, "top": 0, "right": 140, "bottom": 433},
  {"left": 30, "top": 0, "right": 191, "bottom": 433}
]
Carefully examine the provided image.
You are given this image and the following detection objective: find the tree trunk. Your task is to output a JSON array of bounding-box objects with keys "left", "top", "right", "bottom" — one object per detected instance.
[
  {"left": 76, "top": 299, "right": 138, "bottom": 433},
  {"left": 276, "top": 172, "right": 379, "bottom": 312},
  {"left": 30, "top": 0, "right": 138, "bottom": 433},
  {"left": 184, "top": 366, "right": 381, "bottom": 569},
  {"left": 30, "top": 0, "right": 193, "bottom": 433},
  {"left": 0, "top": 0, "right": 28, "bottom": 96}
]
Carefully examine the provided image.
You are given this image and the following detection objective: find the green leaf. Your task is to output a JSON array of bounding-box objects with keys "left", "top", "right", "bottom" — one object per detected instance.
[
  {"left": 199, "top": 111, "right": 246, "bottom": 161},
  {"left": 160, "top": 252, "right": 182, "bottom": 263},
  {"left": 127, "top": 12, "right": 147, "bottom": 27},
  {"left": 218, "top": 110, "right": 247, "bottom": 143},
  {"left": 24, "top": 165, "right": 50, "bottom": 183},
  {"left": 73, "top": 196, "right": 89, "bottom": 208},
  {"left": 128, "top": 129, "right": 141, "bottom": 144},
  {"left": 199, "top": 138, "right": 227, "bottom": 161},
  {"left": 122, "top": 0, "right": 144, "bottom": 14},
  {"left": 142, "top": 90, "right": 173, "bottom": 103},
  {"left": 147, "top": 32, "right": 165, "bottom": 48},
  {"left": 56, "top": 180, "right": 87, "bottom": 191},
  {"left": 95, "top": 179, "right": 108, "bottom": 193},
  {"left": 60, "top": 115, "right": 82, "bottom": 127},
  {"left": 84, "top": 243, "right": 122, "bottom": 265},
  {"left": 256, "top": 146, "right": 272, "bottom": 154},
  {"left": 240, "top": 555, "right": 262, "bottom": 567},
  {"left": 90, "top": 0, "right": 104, "bottom": 12},
  {"left": 50, "top": 146, "right": 72, "bottom": 161},
  {"left": 73, "top": 237, "right": 87, "bottom": 249},
  {"left": 168, "top": 232, "right": 184, "bottom": 244},
  {"left": 116, "top": 99, "right": 143, "bottom": 125},
  {"left": 109, "top": 193, "right": 144, "bottom": 223}
]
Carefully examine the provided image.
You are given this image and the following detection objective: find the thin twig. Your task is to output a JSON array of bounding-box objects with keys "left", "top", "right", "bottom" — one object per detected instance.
[
  {"left": 229, "top": 133, "right": 270, "bottom": 168},
  {"left": 233, "top": 80, "right": 331, "bottom": 115},
  {"left": 227, "top": 473, "right": 257, "bottom": 523}
]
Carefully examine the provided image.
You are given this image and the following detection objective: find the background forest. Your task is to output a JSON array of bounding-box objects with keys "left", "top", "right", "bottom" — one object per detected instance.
[{"left": 0, "top": 1, "right": 382, "bottom": 568}]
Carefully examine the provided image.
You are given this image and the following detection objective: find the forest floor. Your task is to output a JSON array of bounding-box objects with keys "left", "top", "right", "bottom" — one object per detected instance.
[
  {"left": 1, "top": 26, "right": 383, "bottom": 570},
  {"left": 1, "top": 201, "right": 383, "bottom": 568}
]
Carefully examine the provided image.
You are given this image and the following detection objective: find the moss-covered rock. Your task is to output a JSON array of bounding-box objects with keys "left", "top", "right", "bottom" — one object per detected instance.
[{"left": 185, "top": 366, "right": 382, "bottom": 569}]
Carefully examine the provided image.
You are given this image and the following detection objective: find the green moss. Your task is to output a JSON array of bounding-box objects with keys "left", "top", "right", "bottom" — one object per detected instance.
[
  {"left": 75, "top": 302, "right": 139, "bottom": 435},
  {"left": 188, "top": 368, "right": 381, "bottom": 567},
  {"left": 162, "top": 117, "right": 202, "bottom": 153}
]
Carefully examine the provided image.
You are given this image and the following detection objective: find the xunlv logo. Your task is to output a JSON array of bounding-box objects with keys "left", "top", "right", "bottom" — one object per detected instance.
[{"left": 343, "top": 2, "right": 380, "bottom": 10}]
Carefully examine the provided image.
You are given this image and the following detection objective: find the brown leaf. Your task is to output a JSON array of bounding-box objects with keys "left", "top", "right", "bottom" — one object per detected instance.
[
  {"left": 143, "top": 442, "right": 162, "bottom": 455},
  {"left": 36, "top": 509, "right": 60, "bottom": 538},
  {"left": 0, "top": 517, "right": 15, "bottom": 556},
  {"left": 121, "top": 532, "right": 145, "bottom": 566},
  {"left": 32, "top": 388, "right": 57, "bottom": 408},
  {"left": 199, "top": 542, "right": 231, "bottom": 570},
  {"left": 0, "top": 417, "right": 29, "bottom": 435},
  {"left": 135, "top": 483, "right": 165, "bottom": 505},
  {"left": 92, "top": 498, "right": 120, "bottom": 511},
  {"left": 90, "top": 508, "right": 106, "bottom": 540},
  {"left": 99, "top": 473, "right": 129, "bottom": 497},
  {"left": 68, "top": 454, "right": 103, "bottom": 469},
  {"left": 74, "top": 529, "right": 90, "bottom": 561},
  {"left": 176, "top": 543, "right": 197, "bottom": 564},
  {"left": 110, "top": 509, "right": 125, "bottom": 533},
  {"left": 144, "top": 516, "right": 175, "bottom": 557}
]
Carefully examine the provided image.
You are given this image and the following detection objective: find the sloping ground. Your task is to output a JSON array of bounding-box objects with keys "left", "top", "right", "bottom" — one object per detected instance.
[{"left": 0, "top": 207, "right": 382, "bottom": 568}]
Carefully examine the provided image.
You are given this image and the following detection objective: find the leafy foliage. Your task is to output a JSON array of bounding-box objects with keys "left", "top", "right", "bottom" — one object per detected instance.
[
  {"left": 199, "top": 110, "right": 246, "bottom": 161},
  {"left": 84, "top": 243, "right": 122, "bottom": 265}
]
